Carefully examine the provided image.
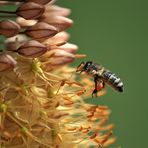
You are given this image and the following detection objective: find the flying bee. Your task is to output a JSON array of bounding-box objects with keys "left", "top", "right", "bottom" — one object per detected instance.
[{"left": 76, "top": 61, "right": 124, "bottom": 97}]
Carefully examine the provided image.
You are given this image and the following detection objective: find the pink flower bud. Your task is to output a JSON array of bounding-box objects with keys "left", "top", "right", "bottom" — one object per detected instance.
[
  {"left": 42, "top": 16, "right": 73, "bottom": 32},
  {"left": 44, "top": 5, "right": 71, "bottom": 17},
  {"left": 45, "top": 49, "right": 75, "bottom": 58},
  {"left": 56, "top": 43, "right": 78, "bottom": 53},
  {"left": 0, "top": 54, "right": 17, "bottom": 72},
  {"left": 49, "top": 57, "right": 74, "bottom": 66},
  {"left": 17, "top": 40, "right": 47, "bottom": 58},
  {"left": 5, "top": 35, "right": 27, "bottom": 51},
  {"left": 26, "top": 0, "right": 53, "bottom": 5},
  {"left": 25, "top": 22, "right": 58, "bottom": 40},
  {"left": 16, "top": 17, "right": 37, "bottom": 27},
  {"left": 44, "top": 31, "right": 69, "bottom": 46},
  {"left": 16, "top": 2, "right": 45, "bottom": 20},
  {"left": 0, "top": 20, "right": 20, "bottom": 37},
  {"left": 44, "top": 56, "right": 74, "bottom": 71}
]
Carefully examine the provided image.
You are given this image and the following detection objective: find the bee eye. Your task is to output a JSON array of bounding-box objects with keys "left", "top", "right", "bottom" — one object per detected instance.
[{"left": 86, "top": 61, "right": 92, "bottom": 66}]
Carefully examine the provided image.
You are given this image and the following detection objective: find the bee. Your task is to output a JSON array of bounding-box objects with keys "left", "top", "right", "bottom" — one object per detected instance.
[{"left": 76, "top": 61, "right": 124, "bottom": 97}]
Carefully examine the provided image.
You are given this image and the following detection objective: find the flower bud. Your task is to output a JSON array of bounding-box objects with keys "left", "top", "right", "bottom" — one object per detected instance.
[
  {"left": 25, "top": 22, "right": 58, "bottom": 40},
  {"left": 16, "top": 2, "right": 45, "bottom": 20},
  {"left": 44, "top": 31, "right": 69, "bottom": 46},
  {"left": 27, "top": 0, "right": 53, "bottom": 5},
  {"left": 49, "top": 57, "right": 74, "bottom": 66},
  {"left": 16, "top": 17, "right": 37, "bottom": 27},
  {"left": 0, "top": 20, "right": 20, "bottom": 37},
  {"left": 43, "top": 16, "right": 73, "bottom": 32},
  {"left": 44, "top": 5, "right": 71, "bottom": 17},
  {"left": 17, "top": 40, "right": 47, "bottom": 58},
  {"left": 57, "top": 43, "right": 78, "bottom": 53},
  {"left": 45, "top": 49, "right": 75, "bottom": 58},
  {"left": 0, "top": 54, "right": 17, "bottom": 72},
  {"left": 5, "top": 35, "right": 27, "bottom": 51}
]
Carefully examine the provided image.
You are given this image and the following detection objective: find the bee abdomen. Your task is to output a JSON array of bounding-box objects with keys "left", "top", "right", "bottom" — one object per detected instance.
[{"left": 102, "top": 71, "right": 124, "bottom": 92}]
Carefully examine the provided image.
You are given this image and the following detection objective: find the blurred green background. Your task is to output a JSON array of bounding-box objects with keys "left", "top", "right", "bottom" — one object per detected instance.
[
  {"left": 58, "top": 0, "right": 148, "bottom": 147},
  {"left": 0, "top": 0, "right": 147, "bottom": 147}
]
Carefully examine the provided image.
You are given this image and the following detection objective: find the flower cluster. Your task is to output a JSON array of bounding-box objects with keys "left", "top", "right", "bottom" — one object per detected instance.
[{"left": 0, "top": 0, "right": 116, "bottom": 147}]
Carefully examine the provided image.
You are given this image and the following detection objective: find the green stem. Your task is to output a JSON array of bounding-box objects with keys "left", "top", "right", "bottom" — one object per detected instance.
[
  {"left": 0, "top": 15, "right": 16, "bottom": 18},
  {"left": 0, "top": 10, "right": 16, "bottom": 15}
]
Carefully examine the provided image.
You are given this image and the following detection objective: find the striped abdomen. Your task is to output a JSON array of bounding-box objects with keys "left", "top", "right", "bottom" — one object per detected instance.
[{"left": 102, "top": 71, "right": 124, "bottom": 92}]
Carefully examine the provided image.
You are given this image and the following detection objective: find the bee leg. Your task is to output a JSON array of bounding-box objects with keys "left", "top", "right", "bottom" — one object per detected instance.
[
  {"left": 92, "top": 89, "right": 98, "bottom": 97},
  {"left": 102, "top": 81, "right": 105, "bottom": 88},
  {"left": 92, "top": 75, "right": 99, "bottom": 97}
]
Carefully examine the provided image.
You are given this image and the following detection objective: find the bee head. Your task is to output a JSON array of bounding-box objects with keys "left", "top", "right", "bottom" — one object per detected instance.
[{"left": 76, "top": 61, "right": 85, "bottom": 72}]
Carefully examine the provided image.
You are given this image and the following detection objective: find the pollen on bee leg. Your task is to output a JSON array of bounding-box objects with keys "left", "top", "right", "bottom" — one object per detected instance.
[
  {"left": 97, "top": 82, "right": 105, "bottom": 91},
  {"left": 89, "top": 82, "right": 106, "bottom": 97}
]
